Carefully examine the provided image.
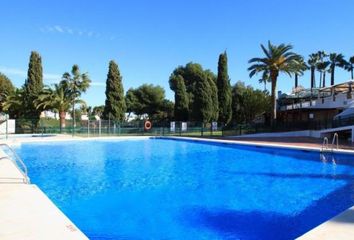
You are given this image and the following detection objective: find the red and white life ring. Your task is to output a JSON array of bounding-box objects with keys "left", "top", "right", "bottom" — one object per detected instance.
[{"left": 144, "top": 121, "right": 152, "bottom": 130}]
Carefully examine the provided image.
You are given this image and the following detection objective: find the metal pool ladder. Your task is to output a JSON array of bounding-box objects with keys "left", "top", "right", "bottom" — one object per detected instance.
[
  {"left": 331, "top": 133, "right": 339, "bottom": 152},
  {"left": 321, "top": 137, "right": 329, "bottom": 153},
  {"left": 0, "top": 143, "right": 30, "bottom": 184}
]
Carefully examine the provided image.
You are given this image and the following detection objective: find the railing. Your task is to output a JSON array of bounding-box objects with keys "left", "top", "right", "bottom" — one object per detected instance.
[
  {"left": 321, "top": 137, "right": 329, "bottom": 153},
  {"left": 3, "top": 117, "right": 354, "bottom": 139},
  {"left": 331, "top": 133, "right": 339, "bottom": 151},
  {"left": 0, "top": 143, "right": 30, "bottom": 184}
]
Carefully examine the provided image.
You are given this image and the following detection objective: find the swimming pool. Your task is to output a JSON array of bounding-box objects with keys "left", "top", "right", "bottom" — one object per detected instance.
[{"left": 15, "top": 138, "right": 354, "bottom": 239}]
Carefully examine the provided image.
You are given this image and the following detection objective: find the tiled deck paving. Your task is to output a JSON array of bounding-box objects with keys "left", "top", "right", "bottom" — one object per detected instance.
[
  {"left": 297, "top": 207, "right": 354, "bottom": 240},
  {"left": 0, "top": 147, "right": 88, "bottom": 240},
  {"left": 226, "top": 136, "right": 354, "bottom": 150}
]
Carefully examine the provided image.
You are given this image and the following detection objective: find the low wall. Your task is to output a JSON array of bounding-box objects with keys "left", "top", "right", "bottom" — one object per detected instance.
[
  {"left": 0, "top": 120, "right": 15, "bottom": 134},
  {"left": 228, "top": 130, "right": 322, "bottom": 138}
]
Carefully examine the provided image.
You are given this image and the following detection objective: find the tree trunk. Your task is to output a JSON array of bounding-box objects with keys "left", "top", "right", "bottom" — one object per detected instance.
[
  {"left": 270, "top": 71, "right": 278, "bottom": 126},
  {"left": 331, "top": 66, "right": 335, "bottom": 85},
  {"left": 295, "top": 74, "right": 298, "bottom": 88},
  {"left": 72, "top": 102, "right": 75, "bottom": 127},
  {"left": 311, "top": 67, "right": 315, "bottom": 88},
  {"left": 351, "top": 69, "right": 353, "bottom": 80},
  {"left": 323, "top": 72, "right": 326, "bottom": 88},
  {"left": 59, "top": 111, "right": 66, "bottom": 133},
  {"left": 319, "top": 72, "right": 322, "bottom": 88}
]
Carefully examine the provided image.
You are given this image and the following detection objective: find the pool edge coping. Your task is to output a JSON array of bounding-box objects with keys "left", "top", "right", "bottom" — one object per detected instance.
[
  {"left": 157, "top": 136, "right": 354, "bottom": 240},
  {"left": 0, "top": 148, "right": 88, "bottom": 240},
  {"left": 3, "top": 135, "right": 354, "bottom": 239},
  {"left": 155, "top": 136, "right": 354, "bottom": 155}
]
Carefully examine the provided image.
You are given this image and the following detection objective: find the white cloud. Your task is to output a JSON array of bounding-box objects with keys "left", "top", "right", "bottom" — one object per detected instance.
[
  {"left": 43, "top": 73, "right": 62, "bottom": 81},
  {"left": 47, "top": 26, "right": 54, "bottom": 32},
  {"left": 0, "top": 66, "right": 27, "bottom": 77},
  {"left": 39, "top": 25, "right": 116, "bottom": 41},
  {"left": 67, "top": 28, "right": 74, "bottom": 34},
  {"left": 0, "top": 66, "right": 60, "bottom": 83},
  {"left": 54, "top": 25, "right": 64, "bottom": 33},
  {"left": 90, "top": 81, "right": 105, "bottom": 87},
  {"left": 0, "top": 66, "right": 105, "bottom": 87}
]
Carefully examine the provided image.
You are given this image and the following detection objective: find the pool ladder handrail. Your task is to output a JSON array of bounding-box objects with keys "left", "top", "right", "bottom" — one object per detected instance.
[
  {"left": 0, "top": 143, "right": 30, "bottom": 184},
  {"left": 321, "top": 137, "right": 329, "bottom": 153},
  {"left": 331, "top": 133, "right": 339, "bottom": 152}
]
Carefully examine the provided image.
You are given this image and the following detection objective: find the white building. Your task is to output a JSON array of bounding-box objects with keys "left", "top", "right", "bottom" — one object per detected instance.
[{"left": 40, "top": 111, "right": 72, "bottom": 120}]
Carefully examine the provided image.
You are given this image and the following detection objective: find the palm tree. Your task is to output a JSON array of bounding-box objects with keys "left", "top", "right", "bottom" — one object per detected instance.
[
  {"left": 308, "top": 53, "right": 320, "bottom": 89},
  {"left": 293, "top": 57, "right": 308, "bottom": 88},
  {"left": 61, "top": 65, "right": 91, "bottom": 130},
  {"left": 316, "top": 61, "right": 330, "bottom": 87},
  {"left": 2, "top": 88, "right": 26, "bottom": 118},
  {"left": 344, "top": 56, "right": 354, "bottom": 80},
  {"left": 248, "top": 41, "right": 303, "bottom": 124},
  {"left": 329, "top": 53, "right": 345, "bottom": 85},
  {"left": 314, "top": 51, "right": 328, "bottom": 87},
  {"left": 258, "top": 70, "right": 270, "bottom": 91},
  {"left": 35, "top": 82, "right": 86, "bottom": 132}
]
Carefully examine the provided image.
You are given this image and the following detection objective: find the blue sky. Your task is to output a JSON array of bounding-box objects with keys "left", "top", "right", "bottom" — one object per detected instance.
[{"left": 1, "top": 0, "right": 354, "bottom": 106}]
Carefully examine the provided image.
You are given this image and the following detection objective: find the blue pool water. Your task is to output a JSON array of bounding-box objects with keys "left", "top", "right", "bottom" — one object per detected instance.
[{"left": 15, "top": 138, "right": 354, "bottom": 240}]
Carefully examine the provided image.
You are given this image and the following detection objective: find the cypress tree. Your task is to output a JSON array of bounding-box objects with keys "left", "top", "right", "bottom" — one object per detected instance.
[
  {"left": 24, "top": 51, "right": 43, "bottom": 121},
  {"left": 205, "top": 70, "right": 219, "bottom": 121},
  {"left": 174, "top": 75, "right": 189, "bottom": 121},
  {"left": 193, "top": 71, "right": 213, "bottom": 123},
  {"left": 217, "top": 51, "right": 232, "bottom": 124},
  {"left": 103, "top": 60, "right": 126, "bottom": 121}
]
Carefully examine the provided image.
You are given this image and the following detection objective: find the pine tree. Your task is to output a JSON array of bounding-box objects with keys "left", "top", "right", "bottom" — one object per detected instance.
[
  {"left": 103, "top": 60, "right": 126, "bottom": 121},
  {"left": 217, "top": 51, "right": 232, "bottom": 124},
  {"left": 24, "top": 51, "right": 43, "bottom": 121},
  {"left": 174, "top": 75, "right": 189, "bottom": 121}
]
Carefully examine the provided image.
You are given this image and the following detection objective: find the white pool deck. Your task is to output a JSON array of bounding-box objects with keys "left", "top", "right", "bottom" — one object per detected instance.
[
  {"left": 0, "top": 134, "right": 353, "bottom": 239},
  {"left": 297, "top": 206, "right": 354, "bottom": 239},
  {"left": 0, "top": 136, "right": 88, "bottom": 240}
]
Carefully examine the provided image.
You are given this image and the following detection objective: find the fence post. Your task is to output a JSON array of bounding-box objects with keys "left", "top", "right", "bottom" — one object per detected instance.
[
  {"left": 87, "top": 120, "right": 90, "bottom": 138},
  {"left": 108, "top": 117, "right": 110, "bottom": 135},
  {"left": 5, "top": 116, "right": 8, "bottom": 140},
  {"left": 99, "top": 119, "right": 101, "bottom": 137}
]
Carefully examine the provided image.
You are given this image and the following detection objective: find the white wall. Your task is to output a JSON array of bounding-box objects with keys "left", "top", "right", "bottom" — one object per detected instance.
[
  {"left": 229, "top": 130, "right": 321, "bottom": 138},
  {"left": 0, "top": 120, "right": 16, "bottom": 134},
  {"left": 281, "top": 92, "right": 354, "bottom": 111}
]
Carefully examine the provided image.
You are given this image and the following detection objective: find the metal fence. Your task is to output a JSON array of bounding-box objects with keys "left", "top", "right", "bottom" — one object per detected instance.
[
  {"left": 2, "top": 117, "right": 354, "bottom": 139},
  {"left": 0, "top": 119, "right": 225, "bottom": 138}
]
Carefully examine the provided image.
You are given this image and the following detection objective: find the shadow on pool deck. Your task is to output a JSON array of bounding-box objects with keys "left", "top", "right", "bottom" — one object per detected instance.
[
  {"left": 181, "top": 184, "right": 354, "bottom": 239},
  {"left": 330, "top": 208, "right": 354, "bottom": 224}
]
